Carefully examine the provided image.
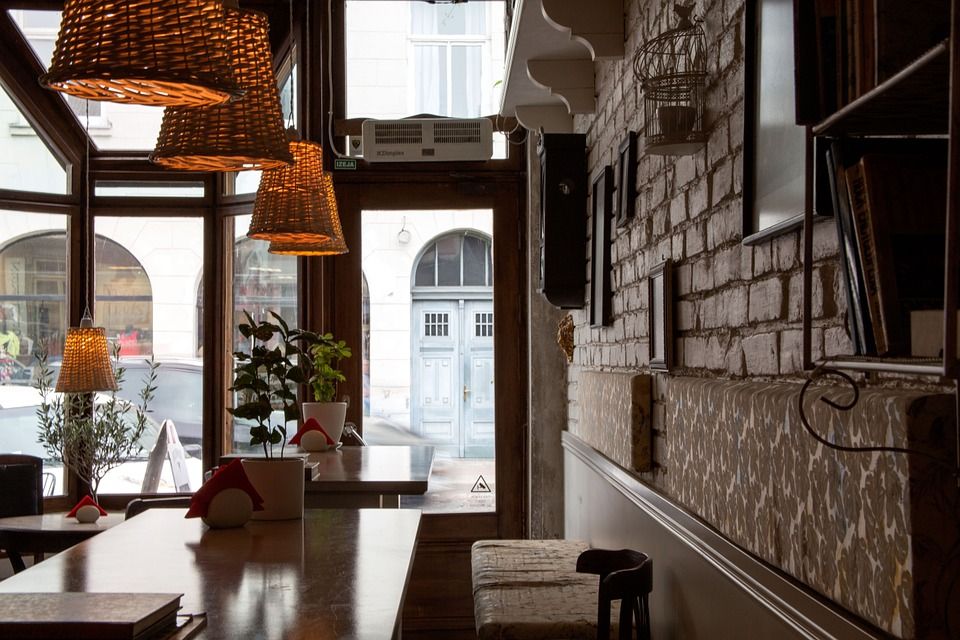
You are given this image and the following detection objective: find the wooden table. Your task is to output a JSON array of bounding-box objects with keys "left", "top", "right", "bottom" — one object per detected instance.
[
  {"left": 223, "top": 445, "right": 435, "bottom": 508},
  {"left": 0, "top": 513, "right": 124, "bottom": 573},
  {"left": 0, "top": 508, "right": 422, "bottom": 640}
]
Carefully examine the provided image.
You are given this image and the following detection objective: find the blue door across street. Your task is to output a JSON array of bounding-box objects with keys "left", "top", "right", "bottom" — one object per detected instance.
[{"left": 411, "top": 298, "right": 494, "bottom": 458}]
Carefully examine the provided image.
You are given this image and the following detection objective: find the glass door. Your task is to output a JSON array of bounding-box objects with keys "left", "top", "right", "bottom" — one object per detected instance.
[{"left": 362, "top": 210, "right": 495, "bottom": 513}]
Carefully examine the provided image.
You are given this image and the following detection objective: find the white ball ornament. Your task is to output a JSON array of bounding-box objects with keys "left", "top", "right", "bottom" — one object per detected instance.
[
  {"left": 75, "top": 504, "right": 101, "bottom": 523},
  {"left": 300, "top": 429, "right": 331, "bottom": 452},
  {"left": 202, "top": 488, "right": 253, "bottom": 529}
]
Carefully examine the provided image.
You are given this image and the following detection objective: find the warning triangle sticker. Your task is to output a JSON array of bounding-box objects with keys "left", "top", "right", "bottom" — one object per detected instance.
[{"left": 471, "top": 475, "right": 491, "bottom": 493}]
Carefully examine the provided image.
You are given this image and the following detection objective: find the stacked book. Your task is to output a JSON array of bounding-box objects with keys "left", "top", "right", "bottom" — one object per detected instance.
[{"left": 0, "top": 593, "right": 203, "bottom": 640}]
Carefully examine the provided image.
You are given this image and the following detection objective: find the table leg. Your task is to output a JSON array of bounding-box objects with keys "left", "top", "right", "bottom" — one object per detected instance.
[
  {"left": 7, "top": 550, "right": 26, "bottom": 574},
  {"left": 379, "top": 494, "right": 400, "bottom": 509}
]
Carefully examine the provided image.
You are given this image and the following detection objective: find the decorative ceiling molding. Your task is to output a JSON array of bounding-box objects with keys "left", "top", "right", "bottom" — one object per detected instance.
[
  {"left": 500, "top": 0, "right": 623, "bottom": 133},
  {"left": 541, "top": 0, "right": 624, "bottom": 60},
  {"left": 526, "top": 59, "right": 596, "bottom": 114}
]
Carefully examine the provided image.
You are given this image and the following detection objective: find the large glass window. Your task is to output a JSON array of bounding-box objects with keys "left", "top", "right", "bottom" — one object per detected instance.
[
  {"left": 345, "top": 1, "right": 506, "bottom": 157},
  {"left": 0, "top": 212, "right": 69, "bottom": 496},
  {"left": 226, "top": 215, "right": 300, "bottom": 455},
  {"left": 0, "top": 82, "right": 69, "bottom": 194},
  {"left": 362, "top": 211, "right": 494, "bottom": 513},
  {"left": 94, "top": 217, "right": 205, "bottom": 494}
]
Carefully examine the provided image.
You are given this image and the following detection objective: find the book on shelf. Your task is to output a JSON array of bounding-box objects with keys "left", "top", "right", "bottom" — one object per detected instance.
[
  {"left": 843, "top": 151, "right": 947, "bottom": 356},
  {"left": 825, "top": 141, "right": 873, "bottom": 354},
  {"left": 0, "top": 592, "right": 182, "bottom": 640}
]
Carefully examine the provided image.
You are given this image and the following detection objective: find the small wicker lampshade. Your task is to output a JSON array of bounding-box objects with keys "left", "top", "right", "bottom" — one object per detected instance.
[
  {"left": 55, "top": 315, "right": 117, "bottom": 393},
  {"left": 40, "top": 0, "right": 242, "bottom": 107},
  {"left": 248, "top": 141, "right": 344, "bottom": 244},
  {"left": 267, "top": 171, "right": 348, "bottom": 255},
  {"left": 150, "top": 8, "right": 293, "bottom": 171}
]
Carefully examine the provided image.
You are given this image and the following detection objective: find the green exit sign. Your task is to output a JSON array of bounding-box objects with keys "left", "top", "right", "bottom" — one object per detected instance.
[{"left": 334, "top": 158, "right": 358, "bottom": 170}]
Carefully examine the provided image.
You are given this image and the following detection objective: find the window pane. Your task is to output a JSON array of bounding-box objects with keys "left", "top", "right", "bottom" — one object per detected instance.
[
  {"left": 346, "top": 1, "right": 505, "bottom": 119},
  {"left": 0, "top": 83, "right": 68, "bottom": 195},
  {"left": 435, "top": 234, "right": 461, "bottom": 286},
  {"left": 95, "top": 181, "right": 205, "bottom": 198},
  {"left": 414, "top": 245, "right": 436, "bottom": 286},
  {"left": 413, "top": 44, "right": 448, "bottom": 116},
  {"left": 411, "top": 3, "right": 487, "bottom": 35},
  {"left": 94, "top": 217, "right": 205, "bottom": 495},
  {"left": 462, "top": 234, "right": 488, "bottom": 286},
  {"left": 450, "top": 45, "right": 482, "bottom": 118},
  {"left": 10, "top": 10, "right": 163, "bottom": 151},
  {"left": 0, "top": 211, "right": 68, "bottom": 497},
  {"left": 227, "top": 215, "right": 300, "bottom": 456},
  {"left": 362, "top": 210, "right": 494, "bottom": 514}
]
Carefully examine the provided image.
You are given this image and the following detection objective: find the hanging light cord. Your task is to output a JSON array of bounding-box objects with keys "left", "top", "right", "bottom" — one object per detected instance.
[
  {"left": 287, "top": 0, "right": 295, "bottom": 131},
  {"left": 798, "top": 366, "right": 955, "bottom": 470},
  {"left": 327, "top": 0, "right": 346, "bottom": 158},
  {"left": 82, "top": 99, "right": 92, "bottom": 325}
]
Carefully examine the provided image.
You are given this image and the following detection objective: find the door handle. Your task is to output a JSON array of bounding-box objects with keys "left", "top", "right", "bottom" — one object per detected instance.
[{"left": 463, "top": 385, "right": 470, "bottom": 401}]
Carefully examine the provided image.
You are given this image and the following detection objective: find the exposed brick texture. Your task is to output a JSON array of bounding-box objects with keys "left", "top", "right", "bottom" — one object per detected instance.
[
  {"left": 569, "top": 0, "right": 851, "bottom": 381},
  {"left": 554, "top": 0, "right": 939, "bottom": 635}
]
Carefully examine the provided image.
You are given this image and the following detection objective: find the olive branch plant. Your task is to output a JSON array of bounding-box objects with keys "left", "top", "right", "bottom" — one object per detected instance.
[{"left": 34, "top": 341, "right": 159, "bottom": 500}]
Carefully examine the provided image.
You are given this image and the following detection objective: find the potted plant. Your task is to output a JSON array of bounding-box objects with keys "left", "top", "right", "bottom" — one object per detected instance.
[
  {"left": 229, "top": 311, "right": 311, "bottom": 520},
  {"left": 301, "top": 332, "right": 352, "bottom": 445},
  {"left": 34, "top": 343, "right": 159, "bottom": 502}
]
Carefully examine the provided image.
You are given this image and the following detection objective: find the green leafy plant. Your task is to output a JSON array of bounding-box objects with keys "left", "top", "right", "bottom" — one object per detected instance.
[
  {"left": 306, "top": 334, "right": 352, "bottom": 403},
  {"left": 34, "top": 342, "right": 158, "bottom": 500},
  {"left": 229, "top": 311, "right": 313, "bottom": 458}
]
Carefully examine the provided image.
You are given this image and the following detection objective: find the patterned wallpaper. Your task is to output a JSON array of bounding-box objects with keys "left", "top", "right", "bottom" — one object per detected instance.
[{"left": 571, "top": 375, "right": 959, "bottom": 638}]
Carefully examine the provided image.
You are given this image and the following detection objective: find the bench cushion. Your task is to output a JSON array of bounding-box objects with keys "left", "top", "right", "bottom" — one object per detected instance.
[{"left": 472, "top": 539, "right": 615, "bottom": 640}]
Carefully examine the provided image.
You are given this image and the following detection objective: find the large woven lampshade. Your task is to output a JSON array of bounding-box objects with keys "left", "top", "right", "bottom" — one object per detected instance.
[
  {"left": 40, "top": 0, "right": 242, "bottom": 107},
  {"left": 267, "top": 173, "right": 348, "bottom": 254},
  {"left": 150, "top": 8, "right": 292, "bottom": 171},
  {"left": 55, "top": 314, "right": 117, "bottom": 393},
  {"left": 248, "top": 141, "right": 344, "bottom": 244}
]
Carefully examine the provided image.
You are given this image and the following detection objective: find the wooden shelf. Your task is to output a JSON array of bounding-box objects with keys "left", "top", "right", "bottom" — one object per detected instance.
[{"left": 813, "top": 41, "right": 950, "bottom": 137}]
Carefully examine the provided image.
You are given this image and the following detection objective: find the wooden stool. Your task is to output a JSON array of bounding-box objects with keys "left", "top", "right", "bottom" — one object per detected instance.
[{"left": 576, "top": 548, "right": 652, "bottom": 640}]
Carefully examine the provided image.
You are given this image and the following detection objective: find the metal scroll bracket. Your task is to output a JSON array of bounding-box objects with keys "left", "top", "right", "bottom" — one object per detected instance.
[{"left": 798, "top": 366, "right": 958, "bottom": 480}]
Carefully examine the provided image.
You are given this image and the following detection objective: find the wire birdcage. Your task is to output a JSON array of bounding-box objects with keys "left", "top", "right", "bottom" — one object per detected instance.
[{"left": 633, "top": 5, "right": 707, "bottom": 155}]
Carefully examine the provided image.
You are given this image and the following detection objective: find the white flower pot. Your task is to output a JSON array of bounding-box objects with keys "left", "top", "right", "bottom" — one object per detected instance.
[
  {"left": 301, "top": 402, "right": 347, "bottom": 444},
  {"left": 241, "top": 457, "right": 305, "bottom": 521}
]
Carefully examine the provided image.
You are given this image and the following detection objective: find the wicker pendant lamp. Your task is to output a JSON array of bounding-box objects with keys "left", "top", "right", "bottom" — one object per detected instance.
[
  {"left": 150, "top": 7, "right": 293, "bottom": 171},
  {"left": 40, "top": 0, "right": 242, "bottom": 107},
  {"left": 56, "top": 311, "right": 117, "bottom": 393},
  {"left": 267, "top": 171, "right": 348, "bottom": 255},
  {"left": 248, "top": 140, "right": 345, "bottom": 246}
]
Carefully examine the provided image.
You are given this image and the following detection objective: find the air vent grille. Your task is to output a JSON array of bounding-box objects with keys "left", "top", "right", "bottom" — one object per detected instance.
[
  {"left": 434, "top": 120, "right": 483, "bottom": 144},
  {"left": 373, "top": 122, "right": 422, "bottom": 145}
]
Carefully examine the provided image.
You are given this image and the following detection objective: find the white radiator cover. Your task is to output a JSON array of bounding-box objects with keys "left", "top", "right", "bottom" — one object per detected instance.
[{"left": 361, "top": 118, "right": 493, "bottom": 162}]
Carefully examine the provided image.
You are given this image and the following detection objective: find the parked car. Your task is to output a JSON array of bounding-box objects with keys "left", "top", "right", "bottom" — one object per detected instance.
[
  {"left": 44, "top": 358, "right": 204, "bottom": 445},
  {"left": 0, "top": 385, "right": 162, "bottom": 460},
  {"left": 112, "top": 358, "right": 204, "bottom": 445}
]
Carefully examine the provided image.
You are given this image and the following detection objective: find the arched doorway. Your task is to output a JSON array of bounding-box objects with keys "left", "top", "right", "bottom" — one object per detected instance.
[
  {"left": 410, "top": 230, "right": 493, "bottom": 457},
  {"left": 0, "top": 231, "right": 153, "bottom": 360}
]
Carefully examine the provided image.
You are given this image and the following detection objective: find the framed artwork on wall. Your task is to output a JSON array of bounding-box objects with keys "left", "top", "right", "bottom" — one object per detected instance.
[
  {"left": 590, "top": 166, "right": 614, "bottom": 327},
  {"left": 648, "top": 259, "right": 673, "bottom": 370},
  {"left": 615, "top": 131, "right": 637, "bottom": 228},
  {"left": 743, "top": 0, "right": 830, "bottom": 245}
]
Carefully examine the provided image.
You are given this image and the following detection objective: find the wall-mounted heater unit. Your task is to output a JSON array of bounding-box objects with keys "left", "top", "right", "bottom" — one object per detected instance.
[{"left": 361, "top": 118, "right": 493, "bottom": 162}]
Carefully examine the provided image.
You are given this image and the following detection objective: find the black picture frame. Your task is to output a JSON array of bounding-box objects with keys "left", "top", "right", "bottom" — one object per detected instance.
[
  {"left": 648, "top": 259, "right": 673, "bottom": 370},
  {"left": 743, "top": 0, "right": 831, "bottom": 245},
  {"left": 590, "top": 166, "right": 614, "bottom": 327},
  {"left": 615, "top": 131, "right": 637, "bottom": 228}
]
